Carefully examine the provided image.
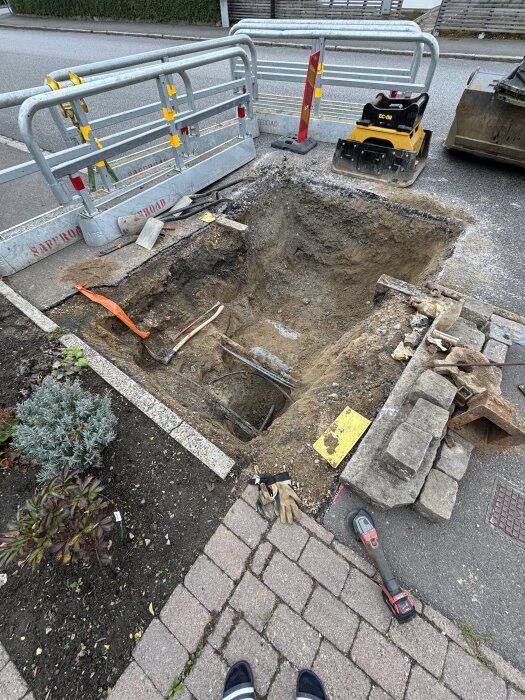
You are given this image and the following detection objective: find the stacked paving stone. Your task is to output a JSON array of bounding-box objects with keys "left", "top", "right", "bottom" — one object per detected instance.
[
  {"left": 343, "top": 293, "right": 525, "bottom": 523},
  {"left": 101, "top": 489, "right": 525, "bottom": 700}
]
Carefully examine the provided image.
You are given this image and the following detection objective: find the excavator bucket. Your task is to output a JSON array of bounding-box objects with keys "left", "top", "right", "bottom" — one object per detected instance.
[{"left": 444, "top": 59, "right": 525, "bottom": 169}]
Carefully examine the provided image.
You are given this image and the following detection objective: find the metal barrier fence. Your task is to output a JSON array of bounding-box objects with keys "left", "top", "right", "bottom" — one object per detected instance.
[
  {"left": 435, "top": 0, "right": 525, "bottom": 34},
  {"left": 0, "top": 35, "right": 259, "bottom": 187},
  {"left": 0, "top": 45, "right": 257, "bottom": 275},
  {"left": 230, "top": 19, "right": 439, "bottom": 142},
  {"left": 228, "top": 0, "right": 403, "bottom": 22},
  {"left": 0, "top": 21, "right": 439, "bottom": 276}
]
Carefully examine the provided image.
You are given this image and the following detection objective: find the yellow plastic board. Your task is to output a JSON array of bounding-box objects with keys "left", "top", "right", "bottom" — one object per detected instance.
[
  {"left": 200, "top": 211, "right": 216, "bottom": 223},
  {"left": 313, "top": 407, "right": 371, "bottom": 468}
]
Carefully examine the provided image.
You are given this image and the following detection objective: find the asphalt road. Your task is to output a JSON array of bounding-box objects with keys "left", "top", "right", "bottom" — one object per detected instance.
[{"left": 0, "top": 25, "right": 524, "bottom": 671}]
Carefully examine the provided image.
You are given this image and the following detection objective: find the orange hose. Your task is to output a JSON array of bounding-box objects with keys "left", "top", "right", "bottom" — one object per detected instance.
[{"left": 75, "top": 283, "right": 150, "bottom": 339}]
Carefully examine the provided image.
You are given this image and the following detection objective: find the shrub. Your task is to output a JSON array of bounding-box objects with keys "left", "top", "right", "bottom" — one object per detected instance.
[
  {"left": 0, "top": 470, "right": 115, "bottom": 570},
  {"left": 10, "top": 0, "right": 221, "bottom": 24},
  {"left": 14, "top": 376, "right": 117, "bottom": 482}
]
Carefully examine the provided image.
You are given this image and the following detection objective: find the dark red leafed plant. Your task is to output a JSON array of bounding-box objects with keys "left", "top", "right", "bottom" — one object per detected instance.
[{"left": 0, "top": 470, "right": 115, "bottom": 570}]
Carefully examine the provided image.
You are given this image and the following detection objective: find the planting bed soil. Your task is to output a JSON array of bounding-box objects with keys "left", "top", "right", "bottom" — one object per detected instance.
[
  {"left": 51, "top": 173, "right": 463, "bottom": 511},
  {"left": 0, "top": 296, "right": 239, "bottom": 700}
]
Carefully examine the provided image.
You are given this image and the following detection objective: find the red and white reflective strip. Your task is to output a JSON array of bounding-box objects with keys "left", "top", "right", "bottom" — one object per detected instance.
[
  {"left": 181, "top": 126, "right": 189, "bottom": 135},
  {"left": 237, "top": 86, "right": 247, "bottom": 119},
  {"left": 70, "top": 175, "right": 86, "bottom": 191},
  {"left": 390, "top": 90, "right": 398, "bottom": 98}
]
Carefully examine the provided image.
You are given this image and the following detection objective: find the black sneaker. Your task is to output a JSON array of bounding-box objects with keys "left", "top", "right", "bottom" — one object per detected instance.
[
  {"left": 296, "top": 669, "right": 327, "bottom": 700},
  {"left": 223, "top": 660, "right": 255, "bottom": 700}
]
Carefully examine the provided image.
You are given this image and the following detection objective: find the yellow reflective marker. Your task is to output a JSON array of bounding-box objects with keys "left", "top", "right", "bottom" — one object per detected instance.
[
  {"left": 162, "top": 107, "right": 176, "bottom": 121},
  {"left": 169, "top": 133, "right": 181, "bottom": 148},
  {"left": 313, "top": 407, "right": 371, "bottom": 468},
  {"left": 166, "top": 83, "right": 177, "bottom": 96},
  {"left": 315, "top": 87, "right": 322, "bottom": 99},
  {"left": 79, "top": 124, "right": 91, "bottom": 141},
  {"left": 200, "top": 212, "right": 216, "bottom": 223}
]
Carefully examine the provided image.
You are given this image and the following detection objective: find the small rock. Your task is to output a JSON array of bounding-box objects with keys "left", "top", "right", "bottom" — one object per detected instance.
[
  {"left": 0, "top": 573, "right": 7, "bottom": 588},
  {"left": 36, "top": 648, "right": 43, "bottom": 656},
  {"left": 144, "top": 539, "right": 151, "bottom": 547},
  {"left": 128, "top": 532, "right": 135, "bottom": 540},
  {"left": 302, "top": 298, "right": 310, "bottom": 305},
  {"left": 393, "top": 323, "right": 401, "bottom": 330}
]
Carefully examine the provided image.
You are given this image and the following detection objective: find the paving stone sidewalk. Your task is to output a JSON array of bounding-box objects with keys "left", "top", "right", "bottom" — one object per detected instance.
[{"left": 2, "top": 487, "right": 524, "bottom": 700}]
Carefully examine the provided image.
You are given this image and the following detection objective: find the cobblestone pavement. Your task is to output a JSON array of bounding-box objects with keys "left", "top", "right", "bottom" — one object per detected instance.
[{"left": 2, "top": 487, "right": 524, "bottom": 699}]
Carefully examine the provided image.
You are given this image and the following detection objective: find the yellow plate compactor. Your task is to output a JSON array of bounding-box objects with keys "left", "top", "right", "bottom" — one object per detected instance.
[{"left": 332, "top": 92, "right": 432, "bottom": 187}]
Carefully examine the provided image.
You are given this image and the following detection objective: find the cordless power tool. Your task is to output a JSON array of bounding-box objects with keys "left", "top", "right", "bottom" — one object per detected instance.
[{"left": 351, "top": 510, "right": 416, "bottom": 624}]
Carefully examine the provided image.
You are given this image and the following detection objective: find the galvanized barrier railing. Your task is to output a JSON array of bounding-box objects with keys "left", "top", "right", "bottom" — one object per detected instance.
[
  {"left": 229, "top": 19, "right": 439, "bottom": 141},
  {"left": 0, "top": 34, "right": 259, "bottom": 188},
  {"left": 0, "top": 47, "right": 256, "bottom": 275}
]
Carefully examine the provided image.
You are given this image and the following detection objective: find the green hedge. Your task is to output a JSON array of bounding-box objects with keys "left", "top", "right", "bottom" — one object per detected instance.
[{"left": 10, "top": 0, "right": 220, "bottom": 24}]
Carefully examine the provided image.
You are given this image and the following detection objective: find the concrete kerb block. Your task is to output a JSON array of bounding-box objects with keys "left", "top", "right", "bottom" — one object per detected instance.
[
  {"left": 483, "top": 339, "right": 508, "bottom": 365},
  {"left": 414, "top": 469, "right": 458, "bottom": 523},
  {"left": 435, "top": 433, "right": 474, "bottom": 481},
  {"left": 447, "top": 317, "right": 486, "bottom": 352},
  {"left": 460, "top": 297, "right": 494, "bottom": 329},
  {"left": 383, "top": 422, "right": 433, "bottom": 481},
  {"left": 407, "top": 369, "right": 457, "bottom": 411},
  {"left": 406, "top": 398, "right": 450, "bottom": 440},
  {"left": 485, "top": 320, "right": 512, "bottom": 346}
]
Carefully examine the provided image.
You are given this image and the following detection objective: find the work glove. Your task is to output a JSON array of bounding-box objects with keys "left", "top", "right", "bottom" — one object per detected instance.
[
  {"left": 249, "top": 470, "right": 301, "bottom": 523},
  {"left": 273, "top": 479, "right": 301, "bottom": 524}
]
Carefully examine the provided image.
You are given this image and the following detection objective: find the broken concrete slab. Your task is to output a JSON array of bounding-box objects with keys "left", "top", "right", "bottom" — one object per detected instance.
[
  {"left": 486, "top": 321, "right": 512, "bottom": 346},
  {"left": 407, "top": 369, "right": 457, "bottom": 411},
  {"left": 414, "top": 469, "right": 458, "bottom": 523},
  {"left": 449, "top": 391, "right": 525, "bottom": 447},
  {"left": 460, "top": 297, "right": 494, "bottom": 329},
  {"left": 483, "top": 339, "right": 508, "bottom": 365},
  {"left": 406, "top": 398, "right": 450, "bottom": 440},
  {"left": 447, "top": 317, "right": 486, "bottom": 352},
  {"left": 383, "top": 422, "right": 433, "bottom": 481},
  {"left": 435, "top": 434, "right": 474, "bottom": 481}
]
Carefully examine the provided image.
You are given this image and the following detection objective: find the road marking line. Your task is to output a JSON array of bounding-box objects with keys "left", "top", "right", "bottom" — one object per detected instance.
[{"left": 0, "top": 133, "right": 52, "bottom": 156}]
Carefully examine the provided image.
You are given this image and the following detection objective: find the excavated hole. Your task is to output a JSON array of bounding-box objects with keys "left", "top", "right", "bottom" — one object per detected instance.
[{"left": 51, "top": 177, "right": 464, "bottom": 507}]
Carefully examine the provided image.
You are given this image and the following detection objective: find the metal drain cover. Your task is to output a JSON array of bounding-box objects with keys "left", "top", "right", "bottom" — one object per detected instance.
[{"left": 486, "top": 478, "right": 525, "bottom": 548}]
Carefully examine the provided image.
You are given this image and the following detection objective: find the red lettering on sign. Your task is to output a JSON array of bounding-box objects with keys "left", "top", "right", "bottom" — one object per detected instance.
[{"left": 28, "top": 225, "right": 82, "bottom": 258}]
